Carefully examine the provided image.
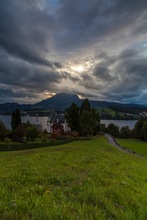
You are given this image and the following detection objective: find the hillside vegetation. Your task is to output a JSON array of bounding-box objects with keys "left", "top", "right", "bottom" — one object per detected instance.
[{"left": 0, "top": 136, "right": 147, "bottom": 220}]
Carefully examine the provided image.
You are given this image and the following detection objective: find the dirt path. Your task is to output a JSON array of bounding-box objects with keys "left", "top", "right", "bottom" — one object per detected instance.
[{"left": 105, "top": 133, "right": 145, "bottom": 157}]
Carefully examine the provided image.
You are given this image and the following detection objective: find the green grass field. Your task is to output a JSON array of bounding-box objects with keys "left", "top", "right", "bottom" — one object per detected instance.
[
  {"left": 117, "top": 138, "right": 147, "bottom": 157},
  {"left": 0, "top": 136, "right": 147, "bottom": 220}
]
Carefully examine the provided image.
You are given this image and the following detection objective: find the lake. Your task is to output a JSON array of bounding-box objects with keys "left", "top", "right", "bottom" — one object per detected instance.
[
  {"left": 0, "top": 115, "right": 137, "bottom": 130},
  {"left": 101, "top": 120, "right": 137, "bottom": 129},
  {"left": 0, "top": 115, "right": 48, "bottom": 130}
]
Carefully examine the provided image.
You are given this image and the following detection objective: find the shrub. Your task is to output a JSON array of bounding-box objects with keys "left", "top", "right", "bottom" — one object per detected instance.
[
  {"left": 107, "top": 123, "right": 120, "bottom": 137},
  {"left": 140, "top": 121, "right": 147, "bottom": 141},
  {"left": 40, "top": 135, "right": 49, "bottom": 143},
  {"left": 4, "top": 137, "right": 12, "bottom": 144},
  {"left": 120, "top": 126, "right": 131, "bottom": 139},
  {"left": 26, "top": 127, "right": 40, "bottom": 142}
]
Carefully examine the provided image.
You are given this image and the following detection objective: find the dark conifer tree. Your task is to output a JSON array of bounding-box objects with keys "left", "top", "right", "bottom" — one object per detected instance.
[
  {"left": 11, "top": 109, "right": 21, "bottom": 130},
  {"left": 79, "top": 99, "right": 100, "bottom": 136},
  {"left": 80, "top": 99, "right": 91, "bottom": 114},
  {"left": 65, "top": 103, "right": 80, "bottom": 131},
  {"left": 15, "top": 109, "right": 21, "bottom": 126}
]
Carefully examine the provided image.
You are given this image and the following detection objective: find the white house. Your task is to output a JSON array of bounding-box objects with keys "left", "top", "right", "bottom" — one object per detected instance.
[{"left": 46, "top": 112, "right": 70, "bottom": 133}]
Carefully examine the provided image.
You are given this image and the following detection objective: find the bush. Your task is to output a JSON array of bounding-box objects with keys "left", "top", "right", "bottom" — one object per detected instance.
[
  {"left": 107, "top": 123, "right": 120, "bottom": 137},
  {"left": 0, "top": 120, "right": 11, "bottom": 141},
  {"left": 50, "top": 133, "right": 58, "bottom": 141},
  {"left": 4, "top": 137, "right": 12, "bottom": 144},
  {"left": 100, "top": 123, "right": 107, "bottom": 133},
  {"left": 120, "top": 126, "right": 131, "bottom": 139},
  {"left": 26, "top": 127, "right": 40, "bottom": 142},
  {"left": 40, "top": 135, "right": 49, "bottom": 143},
  {"left": 140, "top": 121, "right": 147, "bottom": 141},
  {"left": 12, "top": 125, "right": 25, "bottom": 142}
]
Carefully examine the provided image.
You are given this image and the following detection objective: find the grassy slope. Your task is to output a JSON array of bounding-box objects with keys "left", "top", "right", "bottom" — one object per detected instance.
[
  {"left": 117, "top": 138, "right": 147, "bottom": 156},
  {"left": 0, "top": 136, "right": 147, "bottom": 220}
]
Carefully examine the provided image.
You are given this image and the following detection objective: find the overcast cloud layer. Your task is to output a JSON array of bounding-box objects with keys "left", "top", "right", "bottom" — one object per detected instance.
[{"left": 0, "top": 0, "right": 147, "bottom": 104}]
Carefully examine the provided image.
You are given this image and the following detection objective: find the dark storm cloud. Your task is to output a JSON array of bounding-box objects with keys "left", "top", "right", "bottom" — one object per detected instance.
[
  {"left": 119, "top": 48, "right": 140, "bottom": 59},
  {"left": 0, "top": 0, "right": 147, "bottom": 104},
  {"left": 0, "top": 0, "right": 65, "bottom": 104},
  {"left": 0, "top": 88, "right": 18, "bottom": 98},
  {"left": 93, "top": 64, "right": 114, "bottom": 81},
  {"left": 0, "top": 86, "right": 43, "bottom": 104},
  {"left": 56, "top": 0, "right": 147, "bottom": 49},
  {"left": 0, "top": 87, "right": 37, "bottom": 100},
  {"left": 54, "top": 62, "right": 63, "bottom": 69},
  {"left": 0, "top": 0, "right": 55, "bottom": 68},
  {"left": 0, "top": 60, "right": 64, "bottom": 90},
  {"left": 67, "top": 74, "right": 80, "bottom": 83},
  {"left": 0, "top": 49, "right": 66, "bottom": 102},
  {"left": 1, "top": 0, "right": 147, "bottom": 59},
  {"left": 64, "top": 45, "right": 147, "bottom": 104},
  {"left": 80, "top": 73, "right": 104, "bottom": 91},
  {"left": 82, "top": 74, "right": 92, "bottom": 82},
  {"left": 83, "top": 48, "right": 147, "bottom": 103}
]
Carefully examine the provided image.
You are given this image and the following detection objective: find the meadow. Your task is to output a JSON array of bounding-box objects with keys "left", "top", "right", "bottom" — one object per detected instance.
[
  {"left": 0, "top": 136, "right": 147, "bottom": 220},
  {"left": 117, "top": 138, "right": 147, "bottom": 157}
]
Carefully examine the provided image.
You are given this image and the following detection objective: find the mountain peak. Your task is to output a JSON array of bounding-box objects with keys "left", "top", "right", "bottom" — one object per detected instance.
[{"left": 34, "top": 92, "right": 81, "bottom": 110}]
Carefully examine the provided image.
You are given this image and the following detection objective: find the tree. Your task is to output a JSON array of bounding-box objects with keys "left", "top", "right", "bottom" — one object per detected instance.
[
  {"left": 12, "top": 125, "right": 25, "bottom": 142},
  {"left": 79, "top": 100, "right": 100, "bottom": 136},
  {"left": 11, "top": 109, "right": 21, "bottom": 130},
  {"left": 65, "top": 99, "right": 100, "bottom": 136},
  {"left": 65, "top": 103, "right": 80, "bottom": 131},
  {"left": 133, "top": 118, "right": 145, "bottom": 138},
  {"left": 140, "top": 120, "right": 147, "bottom": 141},
  {"left": 120, "top": 126, "right": 131, "bottom": 139},
  {"left": 91, "top": 108, "right": 100, "bottom": 134},
  {"left": 0, "top": 120, "right": 10, "bottom": 141},
  {"left": 26, "top": 126, "right": 40, "bottom": 141},
  {"left": 22, "top": 121, "right": 41, "bottom": 142},
  {"left": 80, "top": 111, "right": 99, "bottom": 136},
  {"left": 106, "top": 123, "right": 119, "bottom": 137},
  {"left": 80, "top": 99, "right": 91, "bottom": 114},
  {"left": 100, "top": 123, "right": 107, "bottom": 133},
  {"left": 0, "top": 120, "right": 6, "bottom": 130},
  {"left": 11, "top": 111, "right": 15, "bottom": 130}
]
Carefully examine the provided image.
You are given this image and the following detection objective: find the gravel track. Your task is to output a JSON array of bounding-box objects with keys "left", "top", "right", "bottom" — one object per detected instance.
[{"left": 105, "top": 133, "right": 146, "bottom": 157}]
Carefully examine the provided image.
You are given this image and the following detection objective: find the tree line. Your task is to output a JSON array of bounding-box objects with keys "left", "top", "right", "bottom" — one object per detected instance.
[
  {"left": 0, "top": 109, "right": 41, "bottom": 143},
  {"left": 65, "top": 99, "right": 147, "bottom": 140},
  {"left": 101, "top": 119, "right": 147, "bottom": 141},
  {"left": 0, "top": 103, "right": 147, "bottom": 143}
]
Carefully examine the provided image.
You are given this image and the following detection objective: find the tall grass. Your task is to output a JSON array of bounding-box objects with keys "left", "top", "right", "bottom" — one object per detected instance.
[{"left": 0, "top": 136, "right": 147, "bottom": 219}]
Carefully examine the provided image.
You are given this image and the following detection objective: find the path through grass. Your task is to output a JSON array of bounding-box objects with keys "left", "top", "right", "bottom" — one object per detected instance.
[{"left": 117, "top": 138, "right": 147, "bottom": 157}]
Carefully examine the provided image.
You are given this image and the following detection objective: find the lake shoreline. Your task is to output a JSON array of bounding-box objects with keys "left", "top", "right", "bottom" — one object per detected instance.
[{"left": 0, "top": 115, "right": 137, "bottom": 130}]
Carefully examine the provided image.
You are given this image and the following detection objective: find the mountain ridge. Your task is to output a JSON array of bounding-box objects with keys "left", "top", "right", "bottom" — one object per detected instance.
[{"left": 0, "top": 93, "right": 147, "bottom": 114}]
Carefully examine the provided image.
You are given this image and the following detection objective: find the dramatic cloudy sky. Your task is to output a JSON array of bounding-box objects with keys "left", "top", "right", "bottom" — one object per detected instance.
[{"left": 0, "top": 0, "right": 147, "bottom": 104}]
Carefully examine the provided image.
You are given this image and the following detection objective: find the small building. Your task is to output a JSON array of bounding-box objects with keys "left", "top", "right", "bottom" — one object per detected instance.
[{"left": 46, "top": 112, "right": 70, "bottom": 134}]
